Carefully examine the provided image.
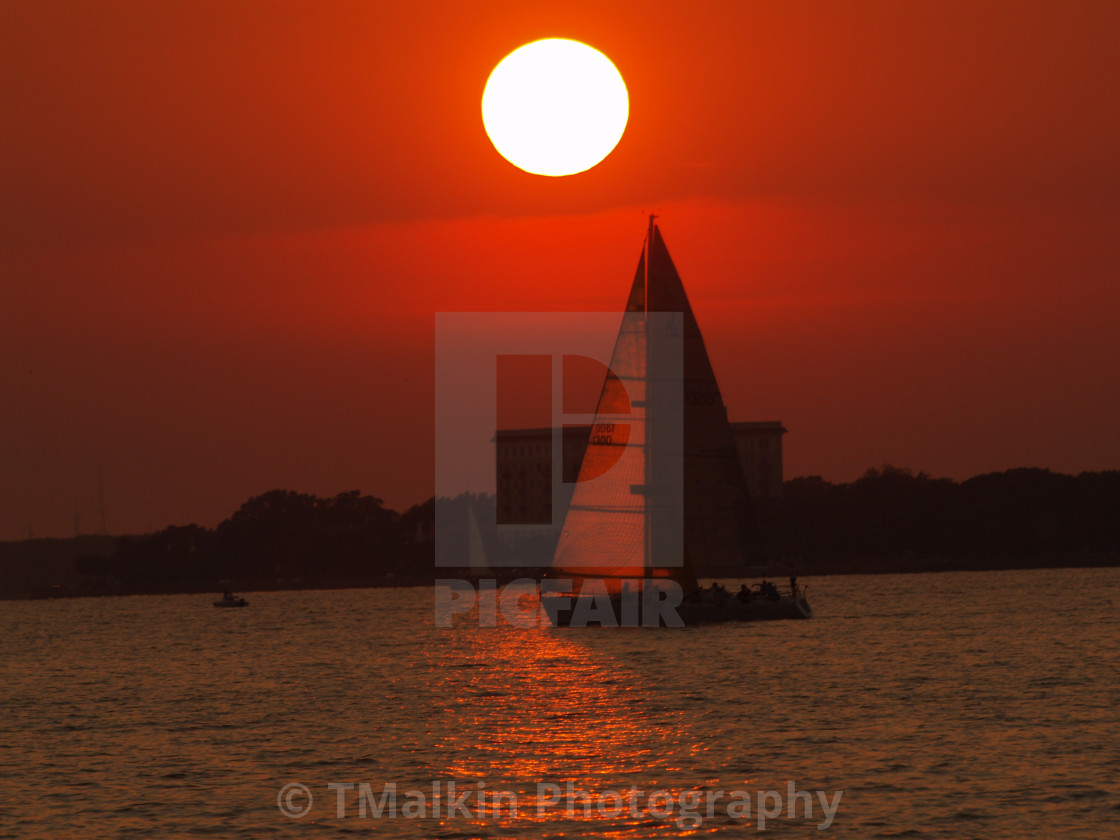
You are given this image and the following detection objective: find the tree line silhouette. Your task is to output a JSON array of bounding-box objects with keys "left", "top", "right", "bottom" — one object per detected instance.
[
  {"left": 75, "top": 466, "right": 1120, "bottom": 594},
  {"left": 746, "top": 466, "right": 1120, "bottom": 571},
  {"left": 78, "top": 490, "right": 437, "bottom": 593}
]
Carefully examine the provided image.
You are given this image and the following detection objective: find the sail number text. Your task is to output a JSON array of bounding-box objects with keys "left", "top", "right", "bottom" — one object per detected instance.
[
  {"left": 685, "top": 390, "right": 721, "bottom": 407},
  {"left": 591, "top": 423, "right": 616, "bottom": 444}
]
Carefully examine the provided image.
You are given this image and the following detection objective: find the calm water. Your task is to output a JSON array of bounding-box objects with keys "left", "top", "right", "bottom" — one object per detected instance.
[{"left": 1, "top": 568, "right": 1118, "bottom": 837}]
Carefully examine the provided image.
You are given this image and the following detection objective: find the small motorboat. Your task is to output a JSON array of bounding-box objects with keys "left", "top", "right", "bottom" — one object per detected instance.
[{"left": 213, "top": 591, "right": 248, "bottom": 608}]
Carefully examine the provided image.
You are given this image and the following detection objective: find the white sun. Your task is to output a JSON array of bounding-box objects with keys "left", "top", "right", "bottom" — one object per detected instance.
[{"left": 482, "top": 39, "right": 629, "bottom": 177}]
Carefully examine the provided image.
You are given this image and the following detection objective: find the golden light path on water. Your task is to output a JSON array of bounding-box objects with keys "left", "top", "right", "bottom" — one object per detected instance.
[{"left": 422, "top": 590, "right": 723, "bottom": 835}]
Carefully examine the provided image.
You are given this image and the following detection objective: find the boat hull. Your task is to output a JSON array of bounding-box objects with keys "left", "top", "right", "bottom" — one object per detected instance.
[
  {"left": 677, "top": 594, "right": 811, "bottom": 624},
  {"left": 541, "top": 592, "right": 811, "bottom": 627}
]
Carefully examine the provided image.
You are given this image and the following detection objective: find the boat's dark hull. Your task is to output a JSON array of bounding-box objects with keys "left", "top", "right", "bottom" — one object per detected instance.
[
  {"left": 677, "top": 594, "right": 811, "bottom": 624},
  {"left": 541, "top": 592, "right": 811, "bottom": 627}
]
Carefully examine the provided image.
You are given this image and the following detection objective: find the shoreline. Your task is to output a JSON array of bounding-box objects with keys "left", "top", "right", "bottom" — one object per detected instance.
[{"left": 5, "top": 554, "right": 1118, "bottom": 601}]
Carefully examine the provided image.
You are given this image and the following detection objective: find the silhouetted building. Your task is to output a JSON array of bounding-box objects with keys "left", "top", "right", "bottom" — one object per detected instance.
[{"left": 495, "top": 421, "right": 786, "bottom": 525}]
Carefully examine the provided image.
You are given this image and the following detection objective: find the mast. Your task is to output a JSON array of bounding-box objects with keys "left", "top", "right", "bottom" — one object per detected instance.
[
  {"left": 645, "top": 214, "right": 654, "bottom": 312},
  {"left": 643, "top": 214, "right": 655, "bottom": 580}
]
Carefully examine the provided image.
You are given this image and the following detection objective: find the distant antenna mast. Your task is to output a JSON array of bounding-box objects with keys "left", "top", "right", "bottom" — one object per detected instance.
[
  {"left": 643, "top": 213, "right": 657, "bottom": 580},
  {"left": 97, "top": 465, "right": 107, "bottom": 534}
]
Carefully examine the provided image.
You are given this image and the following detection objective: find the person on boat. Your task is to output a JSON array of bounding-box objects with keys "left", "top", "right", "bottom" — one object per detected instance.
[
  {"left": 737, "top": 584, "right": 751, "bottom": 603},
  {"left": 789, "top": 568, "right": 799, "bottom": 596},
  {"left": 620, "top": 581, "right": 638, "bottom": 604}
]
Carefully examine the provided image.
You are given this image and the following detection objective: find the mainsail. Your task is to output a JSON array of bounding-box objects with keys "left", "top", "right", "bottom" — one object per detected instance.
[
  {"left": 466, "top": 500, "right": 490, "bottom": 574},
  {"left": 551, "top": 221, "right": 750, "bottom": 594}
]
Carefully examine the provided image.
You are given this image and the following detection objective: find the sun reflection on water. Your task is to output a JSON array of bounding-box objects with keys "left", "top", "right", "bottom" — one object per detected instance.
[{"left": 422, "top": 610, "right": 710, "bottom": 834}]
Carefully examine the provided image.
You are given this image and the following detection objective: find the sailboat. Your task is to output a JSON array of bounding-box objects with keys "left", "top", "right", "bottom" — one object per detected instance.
[
  {"left": 541, "top": 218, "right": 812, "bottom": 627},
  {"left": 466, "top": 499, "right": 491, "bottom": 577}
]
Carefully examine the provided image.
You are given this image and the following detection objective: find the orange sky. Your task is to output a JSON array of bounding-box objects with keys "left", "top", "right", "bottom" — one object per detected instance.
[{"left": 2, "top": 1, "right": 1119, "bottom": 539}]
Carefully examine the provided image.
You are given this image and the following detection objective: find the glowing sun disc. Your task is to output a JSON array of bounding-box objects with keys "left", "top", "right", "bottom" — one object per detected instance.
[{"left": 482, "top": 39, "right": 629, "bottom": 177}]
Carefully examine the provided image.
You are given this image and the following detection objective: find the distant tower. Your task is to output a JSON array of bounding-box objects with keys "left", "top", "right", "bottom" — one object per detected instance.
[{"left": 97, "top": 465, "right": 107, "bottom": 534}]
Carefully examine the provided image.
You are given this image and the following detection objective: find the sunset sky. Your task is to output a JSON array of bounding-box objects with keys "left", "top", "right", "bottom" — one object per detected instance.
[{"left": 3, "top": 1, "right": 1119, "bottom": 540}]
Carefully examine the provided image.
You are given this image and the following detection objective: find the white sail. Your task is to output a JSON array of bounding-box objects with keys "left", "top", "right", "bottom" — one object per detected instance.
[
  {"left": 543, "top": 220, "right": 810, "bottom": 626},
  {"left": 552, "top": 220, "right": 751, "bottom": 593},
  {"left": 467, "top": 500, "right": 490, "bottom": 573},
  {"left": 552, "top": 308, "right": 653, "bottom": 588},
  {"left": 548, "top": 224, "right": 748, "bottom": 591}
]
